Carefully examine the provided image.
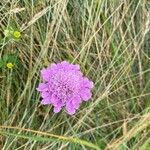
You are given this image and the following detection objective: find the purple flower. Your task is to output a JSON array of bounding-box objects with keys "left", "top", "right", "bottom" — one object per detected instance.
[{"left": 37, "top": 61, "right": 93, "bottom": 115}]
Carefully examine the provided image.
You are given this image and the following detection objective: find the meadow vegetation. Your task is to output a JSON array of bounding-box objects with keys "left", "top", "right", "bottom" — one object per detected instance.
[{"left": 0, "top": 0, "right": 150, "bottom": 149}]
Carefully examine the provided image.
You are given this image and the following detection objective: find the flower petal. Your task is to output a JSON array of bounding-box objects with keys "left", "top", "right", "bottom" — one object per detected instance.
[
  {"left": 41, "top": 97, "right": 51, "bottom": 105},
  {"left": 41, "top": 91, "right": 49, "bottom": 98},
  {"left": 82, "top": 77, "right": 94, "bottom": 88},
  {"left": 53, "top": 106, "right": 62, "bottom": 113},
  {"left": 71, "top": 95, "right": 82, "bottom": 109},
  {"left": 36, "top": 83, "right": 48, "bottom": 92},
  {"left": 50, "top": 95, "right": 61, "bottom": 107},
  {"left": 66, "top": 102, "right": 76, "bottom": 115},
  {"left": 41, "top": 68, "right": 50, "bottom": 81},
  {"left": 80, "top": 89, "right": 92, "bottom": 101}
]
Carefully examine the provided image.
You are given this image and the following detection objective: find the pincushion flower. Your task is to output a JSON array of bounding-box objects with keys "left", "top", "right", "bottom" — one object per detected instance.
[{"left": 37, "top": 61, "right": 93, "bottom": 115}]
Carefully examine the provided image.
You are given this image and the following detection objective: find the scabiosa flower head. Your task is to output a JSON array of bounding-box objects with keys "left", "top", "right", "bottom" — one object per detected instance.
[{"left": 37, "top": 61, "right": 93, "bottom": 115}]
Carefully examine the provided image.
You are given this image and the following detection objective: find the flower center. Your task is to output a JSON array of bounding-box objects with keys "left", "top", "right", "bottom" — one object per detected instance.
[{"left": 49, "top": 73, "right": 75, "bottom": 102}]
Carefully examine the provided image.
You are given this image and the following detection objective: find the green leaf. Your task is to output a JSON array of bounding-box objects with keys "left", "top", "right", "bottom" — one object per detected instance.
[
  {"left": 0, "top": 59, "right": 4, "bottom": 68},
  {"left": 3, "top": 54, "right": 9, "bottom": 62},
  {"left": 3, "top": 54, "right": 18, "bottom": 64}
]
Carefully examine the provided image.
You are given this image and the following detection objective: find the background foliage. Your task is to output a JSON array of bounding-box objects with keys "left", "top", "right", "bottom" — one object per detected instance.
[{"left": 0, "top": 0, "right": 150, "bottom": 149}]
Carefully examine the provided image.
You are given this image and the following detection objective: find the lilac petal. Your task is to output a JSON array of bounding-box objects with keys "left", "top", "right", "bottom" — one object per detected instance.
[
  {"left": 74, "top": 64, "right": 80, "bottom": 70},
  {"left": 89, "top": 81, "right": 94, "bottom": 88},
  {"left": 41, "top": 97, "right": 51, "bottom": 105},
  {"left": 52, "top": 96, "right": 63, "bottom": 113},
  {"left": 71, "top": 96, "right": 82, "bottom": 109},
  {"left": 66, "top": 102, "right": 76, "bottom": 115},
  {"left": 50, "top": 63, "right": 57, "bottom": 68},
  {"left": 53, "top": 106, "right": 62, "bottom": 113},
  {"left": 61, "top": 61, "right": 69, "bottom": 65},
  {"left": 80, "top": 89, "right": 92, "bottom": 101},
  {"left": 57, "top": 61, "right": 68, "bottom": 67},
  {"left": 67, "top": 108, "right": 76, "bottom": 115},
  {"left": 41, "top": 91, "right": 49, "bottom": 98},
  {"left": 72, "top": 101, "right": 80, "bottom": 110},
  {"left": 50, "top": 95, "right": 60, "bottom": 107},
  {"left": 48, "top": 63, "right": 57, "bottom": 73},
  {"left": 41, "top": 68, "right": 50, "bottom": 81},
  {"left": 58, "top": 61, "right": 70, "bottom": 70},
  {"left": 70, "top": 64, "right": 80, "bottom": 71},
  {"left": 82, "top": 78, "right": 94, "bottom": 88},
  {"left": 36, "top": 83, "right": 48, "bottom": 92}
]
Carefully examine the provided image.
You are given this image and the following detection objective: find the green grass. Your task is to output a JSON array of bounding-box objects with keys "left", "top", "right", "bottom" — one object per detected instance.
[{"left": 0, "top": 0, "right": 150, "bottom": 149}]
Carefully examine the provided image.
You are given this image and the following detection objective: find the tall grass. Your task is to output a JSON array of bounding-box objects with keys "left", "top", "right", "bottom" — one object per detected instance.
[{"left": 0, "top": 0, "right": 150, "bottom": 149}]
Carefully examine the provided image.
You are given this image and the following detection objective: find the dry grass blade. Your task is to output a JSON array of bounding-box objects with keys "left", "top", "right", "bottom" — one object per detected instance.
[{"left": 0, "top": 125, "right": 100, "bottom": 150}]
